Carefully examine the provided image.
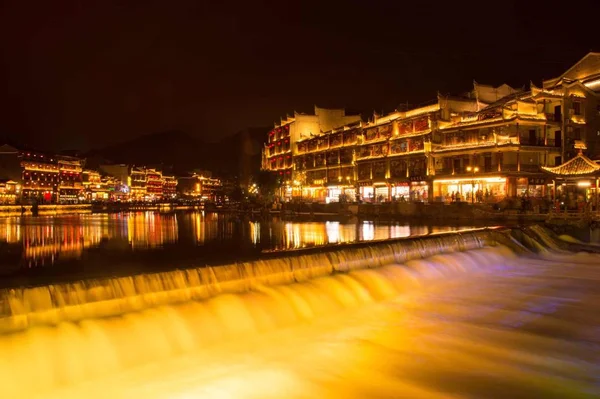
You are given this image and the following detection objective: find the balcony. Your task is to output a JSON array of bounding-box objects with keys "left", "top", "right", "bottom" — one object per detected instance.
[
  {"left": 545, "top": 113, "right": 562, "bottom": 123},
  {"left": 502, "top": 164, "right": 519, "bottom": 172},
  {"left": 519, "top": 138, "right": 559, "bottom": 147},
  {"left": 520, "top": 164, "right": 541, "bottom": 173}
]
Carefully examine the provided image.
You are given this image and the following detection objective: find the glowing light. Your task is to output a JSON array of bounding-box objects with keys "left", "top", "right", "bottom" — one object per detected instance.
[
  {"left": 434, "top": 177, "right": 506, "bottom": 184},
  {"left": 577, "top": 181, "right": 591, "bottom": 187}
]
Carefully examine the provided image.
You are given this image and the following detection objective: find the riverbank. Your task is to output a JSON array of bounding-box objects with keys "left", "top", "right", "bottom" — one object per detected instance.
[
  {"left": 0, "top": 201, "right": 596, "bottom": 229},
  {"left": 0, "top": 203, "right": 206, "bottom": 216},
  {"left": 0, "top": 204, "right": 92, "bottom": 216},
  {"left": 273, "top": 202, "right": 561, "bottom": 223}
]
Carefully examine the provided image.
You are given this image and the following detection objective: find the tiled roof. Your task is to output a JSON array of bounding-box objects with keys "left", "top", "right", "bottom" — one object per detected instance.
[{"left": 541, "top": 153, "right": 600, "bottom": 176}]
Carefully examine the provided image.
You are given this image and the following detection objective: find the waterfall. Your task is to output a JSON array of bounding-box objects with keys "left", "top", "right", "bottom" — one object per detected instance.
[
  {"left": 0, "top": 229, "right": 495, "bottom": 333},
  {"left": 3, "top": 226, "right": 594, "bottom": 398},
  {"left": 0, "top": 244, "right": 516, "bottom": 398}
]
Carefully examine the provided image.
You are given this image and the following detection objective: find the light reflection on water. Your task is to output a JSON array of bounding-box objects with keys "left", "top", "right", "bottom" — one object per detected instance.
[
  {"left": 0, "top": 211, "right": 482, "bottom": 278},
  {"left": 252, "top": 220, "right": 470, "bottom": 251}
]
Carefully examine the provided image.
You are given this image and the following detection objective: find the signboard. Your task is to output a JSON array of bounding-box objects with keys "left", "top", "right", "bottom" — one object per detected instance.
[{"left": 528, "top": 177, "right": 546, "bottom": 185}]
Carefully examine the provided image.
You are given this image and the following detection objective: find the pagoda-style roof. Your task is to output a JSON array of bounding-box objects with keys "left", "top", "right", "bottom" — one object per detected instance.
[{"left": 541, "top": 153, "right": 600, "bottom": 176}]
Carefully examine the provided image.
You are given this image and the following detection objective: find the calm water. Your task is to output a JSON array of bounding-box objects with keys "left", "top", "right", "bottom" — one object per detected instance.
[{"left": 0, "top": 211, "right": 482, "bottom": 287}]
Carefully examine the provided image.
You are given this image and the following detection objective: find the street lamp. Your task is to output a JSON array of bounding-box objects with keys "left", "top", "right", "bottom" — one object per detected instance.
[{"left": 466, "top": 166, "right": 479, "bottom": 204}]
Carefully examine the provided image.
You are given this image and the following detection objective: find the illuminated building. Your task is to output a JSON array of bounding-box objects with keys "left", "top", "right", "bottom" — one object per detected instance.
[
  {"left": 541, "top": 144, "right": 600, "bottom": 209},
  {"left": 0, "top": 179, "right": 19, "bottom": 204},
  {"left": 294, "top": 122, "right": 362, "bottom": 202},
  {"left": 103, "top": 176, "right": 126, "bottom": 201},
  {"left": 162, "top": 175, "right": 177, "bottom": 199},
  {"left": 99, "top": 164, "right": 131, "bottom": 199},
  {"left": 266, "top": 52, "right": 600, "bottom": 204},
  {"left": 261, "top": 106, "right": 361, "bottom": 199},
  {"left": 0, "top": 145, "right": 25, "bottom": 203},
  {"left": 20, "top": 150, "right": 60, "bottom": 203},
  {"left": 129, "top": 167, "right": 147, "bottom": 200},
  {"left": 145, "top": 168, "right": 163, "bottom": 200},
  {"left": 82, "top": 169, "right": 111, "bottom": 201},
  {"left": 433, "top": 52, "right": 600, "bottom": 202},
  {"left": 57, "top": 155, "right": 84, "bottom": 203},
  {"left": 540, "top": 52, "right": 600, "bottom": 161},
  {"left": 353, "top": 95, "right": 481, "bottom": 203},
  {"left": 177, "top": 173, "right": 223, "bottom": 202}
]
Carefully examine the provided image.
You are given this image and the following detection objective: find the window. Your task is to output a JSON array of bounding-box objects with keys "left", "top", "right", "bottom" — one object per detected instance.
[{"left": 573, "top": 101, "right": 581, "bottom": 116}]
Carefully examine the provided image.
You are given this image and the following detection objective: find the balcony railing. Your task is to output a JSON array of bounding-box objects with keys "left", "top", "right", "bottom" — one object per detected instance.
[
  {"left": 545, "top": 113, "right": 562, "bottom": 122},
  {"left": 520, "top": 164, "right": 541, "bottom": 172},
  {"left": 518, "top": 137, "right": 560, "bottom": 147}
]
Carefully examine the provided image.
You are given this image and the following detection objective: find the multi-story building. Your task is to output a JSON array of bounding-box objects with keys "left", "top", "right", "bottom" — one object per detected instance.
[
  {"left": 431, "top": 89, "right": 559, "bottom": 202},
  {"left": 262, "top": 106, "right": 361, "bottom": 199},
  {"left": 0, "top": 179, "right": 19, "bottom": 204},
  {"left": 264, "top": 52, "right": 600, "bottom": 204},
  {"left": 431, "top": 52, "right": 600, "bottom": 203},
  {"left": 57, "top": 155, "right": 84, "bottom": 203},
  {"left": 99, "top": 163, "right": 132, "bottom": 199},
  {"left": 540, "top": 52, "right": 600, "bottom": 161},
  {"left": 354, "top": 95, "right": 481, "bottom": 203},
  {"left": 177, "top": 173, "right": 223, "bottom": 202},
  {"left": 145, "top": 168, "right": 163, "bottom": 199},
  {"left": 162, "top": 175, "right": 177, "bottom": 199},
  {"left": 21, "top": 150, "right": 60, "bottom": 203},
  {"left": 294, "top": 122, "right": 362, "bottom": 202},
  {"left": 82, "top": 169, "right": 113, "bottom": 201},
  {"left": 129, "top": 167, "right": 147, "bottom": 200}
]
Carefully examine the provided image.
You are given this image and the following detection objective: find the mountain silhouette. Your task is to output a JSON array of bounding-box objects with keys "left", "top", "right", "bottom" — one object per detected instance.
[{"left": 86, "top": 128, "right": 268, "bottom": 181}]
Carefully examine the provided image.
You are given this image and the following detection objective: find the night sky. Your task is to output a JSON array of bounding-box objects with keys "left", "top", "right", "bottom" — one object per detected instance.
[{"left": 0, "top": 0, "right": 597, "bottom": 151}]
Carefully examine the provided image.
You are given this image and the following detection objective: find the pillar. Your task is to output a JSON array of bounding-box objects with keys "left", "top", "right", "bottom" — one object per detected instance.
[{"left": 596, "top": 177, "right": 599, "bottom": 212}]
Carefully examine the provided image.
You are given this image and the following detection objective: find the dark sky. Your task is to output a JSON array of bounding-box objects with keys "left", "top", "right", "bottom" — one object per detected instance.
[{"left": 0, "top": 0, "right": 597, "bottom": 151}]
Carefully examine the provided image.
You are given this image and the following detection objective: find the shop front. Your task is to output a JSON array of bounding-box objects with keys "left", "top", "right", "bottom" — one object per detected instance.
[
  {"left": 303, "top": 186, "right": 327, "bottom": 202},
  {"left": 391, "top": 182, "right": 409, "bottom": 201},
  {"left": 374, "top": 183, "right": 390, "bottom": 202},
  {"left": 433, "top": 177, "right": 507, "bottom": 203},
  {"left": 515, "top": 177, "right": 550, "bottom": 198},
  {"left": 343, "top": 186, "right": 356, "bottom": 202},
  {"left": 542, "top": 152, "right": 600, "bottom": 211},
  {"left": 359, "top": 184, "right": 374, "bottom": 202},
  {"left": 409, "top": 180, "right": 429, "bottom": 202},
  {"left": 325, "top": 186, "right": 342, "bottom": 203}
]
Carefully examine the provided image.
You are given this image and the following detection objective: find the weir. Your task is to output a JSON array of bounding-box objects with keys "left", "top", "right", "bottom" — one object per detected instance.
[
  {"left": 0, "top": 228, "right": 497, "bottom": 332},
  {"left": 1, "top": 226, "right": 599, "bottom": 399}
]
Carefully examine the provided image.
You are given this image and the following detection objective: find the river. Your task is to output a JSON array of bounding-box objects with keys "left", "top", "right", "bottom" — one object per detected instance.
[
  {"left": 0, "top": 211, "right": 483, "bottom": 287},
  {"left": 0, "top": 216, "right": 599, "bottom": 398}
]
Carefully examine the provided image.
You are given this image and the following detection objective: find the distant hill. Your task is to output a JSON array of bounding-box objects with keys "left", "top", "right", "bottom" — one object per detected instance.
[{"left": 86, "top": 128, "right": 269, "bottom": 182}]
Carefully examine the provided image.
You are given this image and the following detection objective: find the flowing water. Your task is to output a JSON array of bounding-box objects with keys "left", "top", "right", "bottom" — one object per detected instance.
[
  {"left": 1, "top": 227, "right": 599, "bottom": 398},
  {"left": 0, "top": 211, "right": 480, "bottom": 287}
]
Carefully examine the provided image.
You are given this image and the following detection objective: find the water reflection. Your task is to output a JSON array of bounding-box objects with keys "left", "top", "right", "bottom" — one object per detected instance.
[
  {"left": 250, "top": 219, "right": 476, "bottom": 251},
  {"left": 0, "top": 212, "right": 480, "bottom": 272}
]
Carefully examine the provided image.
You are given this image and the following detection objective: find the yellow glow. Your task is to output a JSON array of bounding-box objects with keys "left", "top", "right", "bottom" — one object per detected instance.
[
  {"left": 2, "top": 241, "right": 597, "bottom": 398},
  {"left": 434, "top": 177, "right": 506, "bottom": 184},
  {"left": 577, "top": 181, "right": 591, "bottom": 187}
]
